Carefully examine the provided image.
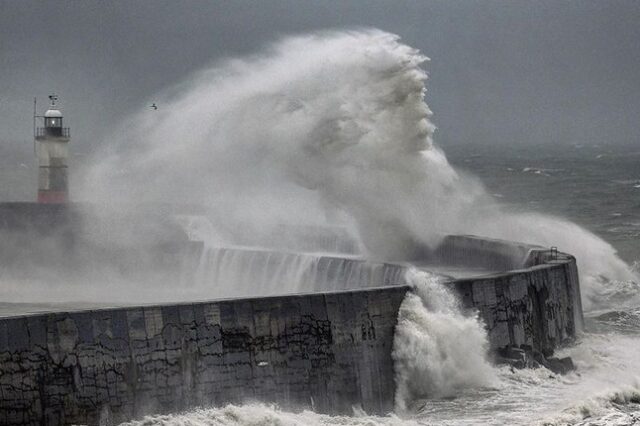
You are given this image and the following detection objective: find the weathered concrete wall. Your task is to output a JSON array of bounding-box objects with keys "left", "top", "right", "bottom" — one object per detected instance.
[
  {"left": 0, "top": 287, "right": 408, "bottom": 425},
  {"left": 453, "top": 254, "right": 582, "bottom": 356},
  {"left": 0, "top": 251, "right": 582, "bottom": 425},
  {"left": 431, "top": 235, "right": 584, "bottom": 349},
  {"left": 0, "top": 220, "right": 584, "bottom": 425}
]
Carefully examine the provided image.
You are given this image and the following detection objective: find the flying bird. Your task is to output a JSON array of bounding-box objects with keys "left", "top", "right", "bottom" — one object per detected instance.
[{"left": 150, "top": 103, "right": 158, "bottom": 110}]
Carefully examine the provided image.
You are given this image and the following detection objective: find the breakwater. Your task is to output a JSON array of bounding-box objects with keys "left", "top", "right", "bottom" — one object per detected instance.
[
  {"left": 0, "top": 241, "right": 582, "bottom": 425},
  {"left": 0, "top": 286, "right": 409, "bottom": 425},
  {"left": 0, "top": 205, "right": 583, "bottom": 425}
]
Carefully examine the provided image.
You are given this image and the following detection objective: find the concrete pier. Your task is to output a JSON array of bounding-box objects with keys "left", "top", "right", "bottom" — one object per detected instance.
[
  {"left": 0, "top": 204, "right": 583, "bottom": 425},
  {"left": 0, "top": 287, "right": 408, "bottom": 425}
]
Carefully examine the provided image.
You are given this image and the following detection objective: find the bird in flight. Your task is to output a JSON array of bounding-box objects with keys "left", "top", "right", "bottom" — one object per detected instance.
[{"left": 150, "top": 103, "right": 158, "bottom": 110}]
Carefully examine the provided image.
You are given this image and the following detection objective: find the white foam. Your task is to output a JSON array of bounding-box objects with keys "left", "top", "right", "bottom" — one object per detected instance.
[
  {"left": 392, "top": 269, "right": 497, "bottom": 411},
  {"left": 119, "top": 403, "right": 419, "bottom": 426}
]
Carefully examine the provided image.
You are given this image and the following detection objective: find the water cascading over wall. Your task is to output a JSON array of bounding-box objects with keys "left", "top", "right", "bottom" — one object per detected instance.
[{"left": 186, "top": 247, "right": 408, "bottom": 298}]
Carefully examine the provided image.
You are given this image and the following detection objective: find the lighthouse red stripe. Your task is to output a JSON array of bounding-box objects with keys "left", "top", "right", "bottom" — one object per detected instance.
[{"left": 37, "top": 191, "right": 68, "bottom": 204}]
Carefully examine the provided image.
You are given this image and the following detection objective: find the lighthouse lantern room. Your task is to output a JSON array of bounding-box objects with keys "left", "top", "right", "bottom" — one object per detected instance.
[{"left": 35, "top": 95, "right": 70, "bottom": 203}]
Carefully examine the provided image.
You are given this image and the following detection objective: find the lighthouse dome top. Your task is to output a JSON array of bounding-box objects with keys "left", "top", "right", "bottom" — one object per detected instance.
[{"left": 44, "top": 108, "right": 63, "bottom": 118}]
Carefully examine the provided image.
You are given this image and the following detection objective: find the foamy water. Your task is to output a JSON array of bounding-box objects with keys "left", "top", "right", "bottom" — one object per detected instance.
[
  {"left": 120, "top": 404, "right": 419, "bottom": 426},
  {"left": 392, "top": 269, "right": 497, "bottom": 411}
]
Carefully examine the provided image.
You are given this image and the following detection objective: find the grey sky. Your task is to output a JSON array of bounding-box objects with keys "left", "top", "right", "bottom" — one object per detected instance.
[{"left": 1, "top": 0, "right": 639, "bottom": 162}]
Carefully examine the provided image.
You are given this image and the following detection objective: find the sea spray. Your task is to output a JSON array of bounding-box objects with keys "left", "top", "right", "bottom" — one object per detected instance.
[
  {"left": 470, "top": 212, "right": 639, "bottom": 312},
  {"left": 392, "top": 268, "right": 497, "bottom": 411},
  {"left": 75, "top": 30, "right": 485, "bottom": 260},
  {"left": 76, "top": 30, "right": 637, "bottom": 311}
]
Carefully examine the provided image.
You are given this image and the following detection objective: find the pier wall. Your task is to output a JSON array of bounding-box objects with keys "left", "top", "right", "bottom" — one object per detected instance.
[
  {"left": 0, "top": 204, "right": 583, "bottom": 425},
  {"left": 453, "top": 256, "right": 582, "bottom": 355},
  {"left": 0, "top": 251, "right": 581, "bottom": 425},
  {"left": 434, "top": 235, "right": 584, "bottom": 348},
  {"left": 0, "top": 287, "right": 409, "bottom": 425}
]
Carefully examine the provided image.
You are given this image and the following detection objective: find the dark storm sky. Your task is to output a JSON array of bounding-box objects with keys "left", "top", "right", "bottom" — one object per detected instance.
[{"left": 1, "top": 0, "right": 639, "bottom": 160}]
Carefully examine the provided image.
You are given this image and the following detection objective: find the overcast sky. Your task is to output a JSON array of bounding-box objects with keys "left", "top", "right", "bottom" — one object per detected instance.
[{"left": 1, "top": 0, "right": 639, "bottom": 162}]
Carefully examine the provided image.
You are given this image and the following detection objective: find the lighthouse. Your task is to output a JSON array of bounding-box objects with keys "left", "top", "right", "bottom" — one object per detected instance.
[{"left": 35, "top": 95, "right": 70, "bottom": 203}]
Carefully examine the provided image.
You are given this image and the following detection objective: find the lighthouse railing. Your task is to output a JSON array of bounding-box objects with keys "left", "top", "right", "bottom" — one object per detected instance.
[{"left": 36, "top": 127, "right": 70, "bottom": 138}]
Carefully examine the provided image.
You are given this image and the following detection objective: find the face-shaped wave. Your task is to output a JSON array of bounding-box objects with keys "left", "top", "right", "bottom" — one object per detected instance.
[{"left": 77, "top": 29, "right": 637, "bottom": 311}]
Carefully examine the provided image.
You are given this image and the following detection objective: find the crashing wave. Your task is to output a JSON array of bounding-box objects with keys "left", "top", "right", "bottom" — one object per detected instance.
[{"left": 392, "top": 269, "right": 497, "bottom": 411}]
